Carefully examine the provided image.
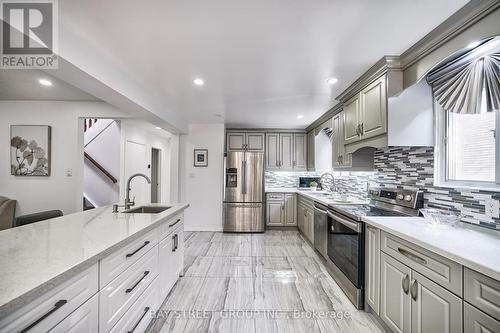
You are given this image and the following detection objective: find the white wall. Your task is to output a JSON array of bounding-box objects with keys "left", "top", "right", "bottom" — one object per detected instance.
[
  {"left": 315, "top": 132, "right": 332, "bottom": 173},
  {"left": 0, "top": 101, "right": 127, "bottom": 216},
  {"left": 119, "top": 120, "right": 174, "bottom": 205},
  {"left": 180, "top": 124, "right": 224, "bottom": 231}
]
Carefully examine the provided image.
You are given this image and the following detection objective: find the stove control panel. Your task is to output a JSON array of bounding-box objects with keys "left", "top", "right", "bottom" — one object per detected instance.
[{"left": 368, "top": 187, "right": 424, "bottom": 209}]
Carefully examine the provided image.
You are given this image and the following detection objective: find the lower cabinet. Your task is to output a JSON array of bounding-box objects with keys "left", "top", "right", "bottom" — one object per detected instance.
[
  {"left": 464, "top": 302, "right": 500, "bottom": 333},
  {"left": 365, "top": 224, "right": 380, "bottom": 314},
  {"left": 49, "top": 294, "right": 98, "bottom": 333},
  {"left": 380, "top": 252, "right": 463, "bottom": 333},
  {"left": 158, "top": 224, "right": 184, "bottom": 302},
  {"left": 266, "top": 193, "right": 296, "bottom": 227},
  {"left": 297, "top": 197, "right": 314, "bottom": 244}
]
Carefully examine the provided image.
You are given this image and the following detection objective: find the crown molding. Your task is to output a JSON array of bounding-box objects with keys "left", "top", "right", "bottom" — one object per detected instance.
[{"left": 305, "top": 102, "right": 343, "bottom": 132}]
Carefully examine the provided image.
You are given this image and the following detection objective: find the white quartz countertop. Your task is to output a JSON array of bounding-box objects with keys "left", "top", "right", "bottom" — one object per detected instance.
[
  {"left": 0, "top": 203, "right": 189, "bottom": 318},
  {"left": 363, "top": 216, "right": 500, "bottom": 281},
  {"left": 265, "top": 187, "right": 367, "bottom": 206}
]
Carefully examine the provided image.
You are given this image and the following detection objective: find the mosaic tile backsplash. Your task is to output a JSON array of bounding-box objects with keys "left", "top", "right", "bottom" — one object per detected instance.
[{"left": 265, "top": 146, "right": 500, "bottom": 230}]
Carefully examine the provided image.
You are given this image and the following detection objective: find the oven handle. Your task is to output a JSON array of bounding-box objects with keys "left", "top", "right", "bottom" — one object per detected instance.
[
  {"left": 314, "top": 206, "right": 328, "bottom": 215},
  {"left": 327, "top": 211, "right": 361, "bottom": 232}
]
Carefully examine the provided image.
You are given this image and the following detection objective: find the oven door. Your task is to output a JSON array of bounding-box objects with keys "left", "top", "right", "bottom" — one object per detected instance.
[{"left": 327, "top": 210, "right": 363, "bottom": 289}]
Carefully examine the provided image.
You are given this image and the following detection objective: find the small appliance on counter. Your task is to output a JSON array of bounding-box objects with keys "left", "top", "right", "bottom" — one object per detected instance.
[
  {"left": 299, "top": 177, "right": 321, "bottom": 188},
  {"left": 325, "top": 187, "right": 424, "bottom": 309},
  {"left": 223, "top": 151, "right": 265, "bottom": 232}
]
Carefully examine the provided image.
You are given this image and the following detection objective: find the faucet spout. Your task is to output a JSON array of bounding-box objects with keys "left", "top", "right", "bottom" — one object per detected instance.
[{"left": 125, "top": 173, "right": 151, "bottom": 209}]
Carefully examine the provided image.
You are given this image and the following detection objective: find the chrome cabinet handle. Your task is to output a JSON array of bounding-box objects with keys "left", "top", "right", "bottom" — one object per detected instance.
[
  {"left": 126, "top": 241, "right": 150, "bottom": 258},
  {"left": 126, "top": 271, "right": 150, "bottom": 293},
  {"left": 397, "top": 247, "right": 427, "bottom": 265},
  {"left": 127, "top": 307, "right": 150, "bottom": 333},
  {"left": 21, "top": 300, "right": 67, "bottom": 333},
  {"left": 360, "top": 123, "right": 364, "bottom": 135},
  {"left": 410, "top": 279, "right": 418, "bottom": 301},
  {"left": 402, "top": 274, "right": 409, "bottom": 294}
]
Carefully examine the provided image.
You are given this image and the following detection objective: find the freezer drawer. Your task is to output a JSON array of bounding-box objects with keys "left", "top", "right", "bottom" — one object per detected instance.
[{"left": 223, "top": 203, "right": 264, "bottom": 232}]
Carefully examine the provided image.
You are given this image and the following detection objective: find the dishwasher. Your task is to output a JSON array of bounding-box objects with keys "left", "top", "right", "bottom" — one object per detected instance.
[{"left": 313, "top": 202, "right": 328, "bottom": 259}]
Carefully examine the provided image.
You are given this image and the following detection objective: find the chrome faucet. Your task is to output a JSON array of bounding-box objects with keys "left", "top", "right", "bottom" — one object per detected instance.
[
  {"left": 320, "top": 172, "right": 336, "bottom": 192},
  {"left": 124, "top": 173, "right": 151, "bottom": 210}
]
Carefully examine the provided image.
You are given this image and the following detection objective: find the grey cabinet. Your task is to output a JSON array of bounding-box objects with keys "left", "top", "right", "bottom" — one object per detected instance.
[
  {"left": 306, "top": 130, "right": 315, "bottom": 170},
  {"left": 365, "top": 225, "right": 380, "bottom": 314},
  {"left": 464, "top": 302, "right": 500, "bottom": 333},
  {"left": 297, "top": 196, "right": 314, "bottom": 244},
  {"left": 266, "top": 200, "right": 284, "bottom": 226},
  {"left": 464, "top": 267, "right": 500, "bottom": 320},
  {"left": 227, "top": 132, "right": 265, "bottom": 151},
  {"left": 265, "top": 133, "right": 307, "bottom": 171},
  {"left": 266, "top": 193, "right": 296, "bottom": 226},
  {"left": 332, "top": 111, "right": 350, "bottom": 168},
  {"left": 293, "top": 134, "right": 307, "bottom": 170},
  {"left": 343, "top": 95, "right": 361, "bottom": 145},
  {"left": 284, "top": 194, "right": 297, "bottom": 226},
  {"left": 360, "top": 75, "right": 387, "bottom": 140},
  {"left": 411, "top": 271, "right": 462, "bottom": 333},
  {"left": 380, "top": 252, "right": 411, "bottom": 333}
]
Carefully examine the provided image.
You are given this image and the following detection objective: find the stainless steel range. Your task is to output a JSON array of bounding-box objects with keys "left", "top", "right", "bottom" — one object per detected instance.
[{"left": 325, "top": 187, "right": 424, "bottom": 309}]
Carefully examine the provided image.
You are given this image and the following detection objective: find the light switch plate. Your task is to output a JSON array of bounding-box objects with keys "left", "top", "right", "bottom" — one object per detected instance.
[{"left": 485, "top": 198, "right": 500, "bottom": 219}]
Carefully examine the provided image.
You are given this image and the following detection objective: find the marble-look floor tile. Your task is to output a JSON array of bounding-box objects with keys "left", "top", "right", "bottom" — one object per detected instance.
[
  {"left": 207, "top": 257, "right": 253, "bottom": 277},
  {"left": 251, "top": 243, "right": 289, "bottom": 257},
  {"left": 254, "top": 276, "right": 304, "bottom": 311},
  {"left": 193, "top": 278, "right": 230, "bottom": 311},
  {"left": 224, "top": 278, "right": 255, "bottom": 311},
  {"left": 211, "top": 233, "right": 252, "bottom": 243},
  {"left": 187, "top": 232, "right": 215, "bottom": 243},
  {"left": 185, "top": 242, "right": 212, "bottom": 257},
  {"left": 184, "top": 256, "right": 214, "bottom": 277},
  {"left": 289, "top": 257, "right": 327, "bottom": 278},
  {"left": 255, "top": 317, "right": 321, "bottom": 333},
  {"left": 208, "top": 312, "right": 255, "bottom": 333},
  {"left": 253, "top": 256, "right": 296, "bottom": 279},
  {"left": 210, "top": 241, "right": 252, "bottom": 257},
  {"left": 294, "top": 278, "right": 335, "bottom": 311},
  {"left": 163, "top": 277, "right": 205, "bottom": 310}
]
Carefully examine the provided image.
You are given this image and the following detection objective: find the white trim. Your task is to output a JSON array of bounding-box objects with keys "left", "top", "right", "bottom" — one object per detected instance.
[{"left": 434, "top": 100, "right": 500, "bottom": 191}]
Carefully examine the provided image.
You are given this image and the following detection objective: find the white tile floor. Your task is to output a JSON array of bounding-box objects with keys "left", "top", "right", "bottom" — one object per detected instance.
[{"left": 148, "top": 230, "right": 385, "bottom": 333}]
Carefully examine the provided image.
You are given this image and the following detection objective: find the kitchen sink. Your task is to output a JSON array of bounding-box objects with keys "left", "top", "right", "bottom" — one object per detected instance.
[{"left": 123, "top": 206, "right": 171, "bottom": 214}]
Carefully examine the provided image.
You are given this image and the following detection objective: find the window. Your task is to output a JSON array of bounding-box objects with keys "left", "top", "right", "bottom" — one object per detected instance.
[{"left": 436, "top": 95, "right": 500, "bottom": 189}]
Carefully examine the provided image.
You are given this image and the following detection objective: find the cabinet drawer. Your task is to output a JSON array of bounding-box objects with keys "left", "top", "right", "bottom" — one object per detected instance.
[
  {"left": 99, "top": 246, "right": 159, "bottom": 333},
  {"left": 109, "top": 277, "right": 160, "bottom": 333},
  {"left": 464, "top": 302, "right": 500, "bottom": 332},
  {"left": 159, "top": 214, "right": 183, "bottom": 241},
  {"left": 267, "top": 193, "right": 284, "bottom": 200},
  {"left": 49, "top": 294, "right": 98, "bottom": 333},
  {"left": 464, "top": 268, "right": 500, "bottom": 320},
  {"left": 381, "top": 231, "right": 462, "bottom": 296},
  {"left": 0, "top": 264, "right": 98, "bottom": 333},
  {"left": 100, "top": 229, "right": 158, "bottom": 287}
]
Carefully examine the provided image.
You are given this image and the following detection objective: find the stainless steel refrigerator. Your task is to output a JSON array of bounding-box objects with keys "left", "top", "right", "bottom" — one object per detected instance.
[{"left": 223, "top": 151, "right": 264, "bottom": 232}]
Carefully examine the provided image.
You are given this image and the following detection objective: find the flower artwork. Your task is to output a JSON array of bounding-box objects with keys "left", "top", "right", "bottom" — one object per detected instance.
[{"left": 10, "top": 125, "right": 51, "bottom": 176}]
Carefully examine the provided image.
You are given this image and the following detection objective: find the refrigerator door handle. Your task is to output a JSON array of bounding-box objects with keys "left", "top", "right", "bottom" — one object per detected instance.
[{"left": 242, "top": 160, "right": 247, "bottom": 194}]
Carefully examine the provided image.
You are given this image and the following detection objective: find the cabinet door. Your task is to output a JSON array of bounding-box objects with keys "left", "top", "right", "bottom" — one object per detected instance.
[
  {"left": 302, "top": 208, "right": 314, "bottom": 244},
  {"left": 360, "top": 75, "right": 387, "bottom": 140},
  {"left": 297, "top": 204, "right": 305, "bottom": 233},
  {"left": 266, "top": 200, "right": 284, "bottom": 226},
  {"left": 279, "top": 134, "right": 294, "bottom": 170},
  {"left": 343, "top": 94, "right": 361, "bottom": 145},
  {"left": 284, "top": 194, "right": 297, "bottom": 226},
  {"left": 173, "top": 229, "right": 184, "bottom": 278},
  {"left": 159, "top": 235, "right": 177, "bottom": 302},
  {"left": 49, "top": 294, "right": 98, "bottom": 333},
  {"left": 306, "top": 130, "right": 315, "bottom": 171},
  {"left": 332, "top": 112, "right": 343, "bottom": 168},
  {"left": 227, "top": 132, "right": 246, "bottom": 151},
  {"left": 380, "top": 252, "right": 411, "bottom": 333},
  {"left": 246, "top": 133, "right": 265, "bottom": 151},
  {"left": 266, "top": 133, "right": 280, "bottom": 170},
  {"left": 411, "top": 271, "right": 463, "bottom": 333},
  {"left": 464, "top": 302, "right": 500, "bottom": 333},
  {"left": 365, "top": 225, "right": 380, "bottom": 315},
  {"left": 293, "top": 134, "right": 307, "bottom": 170}
]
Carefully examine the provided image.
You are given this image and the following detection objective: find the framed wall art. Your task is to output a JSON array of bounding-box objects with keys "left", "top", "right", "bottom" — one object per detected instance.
[
  {"left": 193, "top": 149, "right": 208, "bottom": 167},
  {"left": 10, "top": 125, "right": 51, "bottom": 176}
]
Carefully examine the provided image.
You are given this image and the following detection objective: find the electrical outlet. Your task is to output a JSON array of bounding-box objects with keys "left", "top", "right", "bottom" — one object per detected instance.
[{"left": 485, "top": 198, "right": 500, "bottom": 219}]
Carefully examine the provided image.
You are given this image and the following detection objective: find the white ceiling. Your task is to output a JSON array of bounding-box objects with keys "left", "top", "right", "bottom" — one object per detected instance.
[
  {"left": 0, "top": 70, "right": 100, "bottom": 101},
  {"left": 58, "top": 0, "right": 468, "bottom": 128}
]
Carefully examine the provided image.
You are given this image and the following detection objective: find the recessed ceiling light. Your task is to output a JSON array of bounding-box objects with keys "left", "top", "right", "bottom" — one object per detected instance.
[
  {"left": 214, "top": 114, "right": 222, "bottom": 118},
  {"left": 155, "top": 126, "right": 162, "bottom": 130},
  {"left": 467, "top": 41, "right": 480, "bottom": 49},
  {"left": 326, "top": 78, "right": 338, "bottom": 85},
  {"left": 38, "top": 79, "right": 52, "bottom": 86},
  {"left": 193, "top": 78, "right": 204, "bottom": 86},
  {"left": 297, "top": 115, "right": 304, "bottom": 119}
]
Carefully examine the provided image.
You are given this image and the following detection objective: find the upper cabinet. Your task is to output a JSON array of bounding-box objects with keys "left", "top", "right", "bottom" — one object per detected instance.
[
  {"left": 343, "top": 95, "right": 361, "bottom": 145},
  {"left": 360, "top": 75, "right": 387, "bottom": 140},
  {"left": 226, "top": 132, "right": 265, "bottom": 151},
  {"left": 306, "top": 130, "right": 315, "bottom": 171},
  {"left": 265, "top": 133, "right": 306, "bottom": 171}
]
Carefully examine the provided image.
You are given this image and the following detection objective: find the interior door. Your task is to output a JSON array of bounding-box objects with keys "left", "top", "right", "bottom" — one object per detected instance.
[
  {"left": 224, "top": 151, "right": 245, "bottom": 202},
  {"left": 124, "top": 140, "right": 149, "bottom": 204},
  {"left": 361, "top": 75, "right": 387, "bottom": 140},
  {"left": 244, "top": 152, "right": 264, "bottom": 202},
  {"left": 344, "top": 95, "right": 361, "bottom": 145},
  {"left": 380, "top": 252, "right": 411, "bottom": 333}
]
